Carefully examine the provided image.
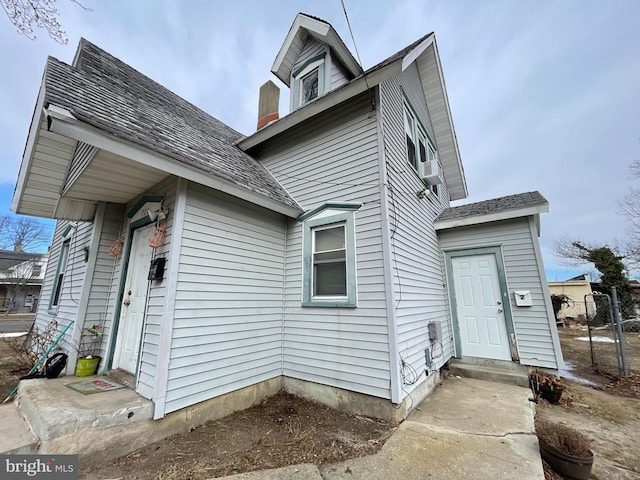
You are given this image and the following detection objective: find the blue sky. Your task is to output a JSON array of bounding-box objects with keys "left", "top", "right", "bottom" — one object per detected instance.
[{"left": 1, "top": 0, "right": 639, "bottom": 280}]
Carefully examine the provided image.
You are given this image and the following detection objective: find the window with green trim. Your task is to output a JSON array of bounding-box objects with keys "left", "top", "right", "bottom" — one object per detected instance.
[
  {"left": 292, "top": 53, "right": 325, "bottom": 109},
  {"left": 403, "top": 101, "right": 440, "bottom": 196},
  {"left": 313, "top": 223, "right": 346, "bottom": 296},
  {"left": 49, "top": 226, "right": 74, "bottom": 312},
  {"left": 302, "top": 209, "right": 357, "bottom": 307}
]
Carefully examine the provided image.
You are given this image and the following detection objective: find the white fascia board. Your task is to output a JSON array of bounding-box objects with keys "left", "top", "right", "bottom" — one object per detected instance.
[
  {"left": 272, "top": 15, "right": 331, "bottom": 86},
  {"left": 238, "top": 61, "right": 402, "bottom": 151},
  {"left": 430, "top": 39, "right": 468, "bottom": 200},
  {"left": 434, "top": 204, "right": 549, "bottom": 231},
  {"left": 401, "top": 36, "right": 435, "bottom": 72},
  {"left": 46, "top": 107, "right": 303, "bottom": 218},
  {"left": 11, "top": 79, "right": 47, "bottom": 214}
]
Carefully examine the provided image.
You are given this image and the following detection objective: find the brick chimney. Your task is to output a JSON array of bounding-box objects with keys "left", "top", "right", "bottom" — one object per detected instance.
[{"left": 257, "top": 81, "right": 280, "bottom": 130}]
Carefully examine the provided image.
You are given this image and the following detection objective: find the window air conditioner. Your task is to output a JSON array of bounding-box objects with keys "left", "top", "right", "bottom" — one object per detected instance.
[{"left": 422, "top": 159, "right": 443, "bottom": 185}]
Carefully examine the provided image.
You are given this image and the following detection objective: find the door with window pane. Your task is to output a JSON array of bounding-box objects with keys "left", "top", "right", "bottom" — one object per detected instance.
[{"left": 313, "top": 223, "right": 346, "bottom": 297}]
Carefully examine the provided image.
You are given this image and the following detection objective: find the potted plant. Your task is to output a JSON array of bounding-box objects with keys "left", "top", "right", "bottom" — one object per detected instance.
[
  {"left": 529, "top": 368, "right": 565, "bottom": 404},
  {"left": 83, "top": 245, "right": 90, "bottom": 262},
  {"left": 535, "top": 416, "right": 593, "bottom": 480},
  {"left": 75, "top": 324, "right": 103, "bottom": 376}
]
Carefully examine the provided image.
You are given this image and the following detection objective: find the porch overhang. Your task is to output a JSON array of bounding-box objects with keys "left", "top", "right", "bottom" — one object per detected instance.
[
  {"left": 434, "top": 203, "right": 548, "bottom": 235},
  {"left": 12, "top": 104, "right": 303, "bottom": 222}
]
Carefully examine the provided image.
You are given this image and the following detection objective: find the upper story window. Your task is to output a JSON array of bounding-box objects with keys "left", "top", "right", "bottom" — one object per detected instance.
[
  {"left": 292, "top": 53, "right": 326, "bottom": 109},
  {"left": 301, "top": 68, "right": 319, "bottom": 104},
  {"left": 403, "top": 101, "right": 441, "bottom": 196}
]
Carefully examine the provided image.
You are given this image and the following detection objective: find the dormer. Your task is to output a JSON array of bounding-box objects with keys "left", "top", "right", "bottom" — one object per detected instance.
[{"left": 271, "top": 13, "right": 361, "bottom": 112}]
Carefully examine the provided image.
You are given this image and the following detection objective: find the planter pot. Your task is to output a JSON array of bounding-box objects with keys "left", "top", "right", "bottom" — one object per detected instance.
[
  {"left": 75, "top": 356, "right": 101, "bottom": 377},
  {"left": 539, "top": 438, "right": 593, "bottom": 480},
  {"left": 540, "top": 387, "right": 563, "bottom": 404}
]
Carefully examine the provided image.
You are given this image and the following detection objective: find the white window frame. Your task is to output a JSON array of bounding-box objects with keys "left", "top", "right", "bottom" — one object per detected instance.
[
  {"left": 403, "top": 100, "right": 441, "bottom": 196},
  {"left": 311, "top": 222, "right": 347, "bottom": 298},
  {"left": 300, "top": 205, "right": 360, "bottom": 308},
  {"left": 292, "top": 54, "right": 326, "bottom": 110}
]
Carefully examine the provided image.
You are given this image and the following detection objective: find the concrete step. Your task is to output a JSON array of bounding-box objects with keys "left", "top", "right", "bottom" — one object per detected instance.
[
  {"left": 16, "top": 376, "right": 154, "bottom": 442},
  {"left": 448, "top": 358, "right": 530, "bottom": 388},
  {"left": 0, "top": 402, "right": 39, "bottom": 454}
]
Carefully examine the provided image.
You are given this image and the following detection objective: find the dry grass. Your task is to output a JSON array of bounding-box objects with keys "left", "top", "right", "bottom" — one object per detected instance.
[{"left": 535, "top": 416, "right": 592, "bottom": 457}]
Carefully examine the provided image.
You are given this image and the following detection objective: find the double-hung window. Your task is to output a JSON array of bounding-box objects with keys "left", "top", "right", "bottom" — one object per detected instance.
[
  {"left": 403, "top": 101, "right": 440, "bottom": 195},
  {"left": 312, "top": 223, "right": 346, "bottom": 296},
  {"left": 48, "top": 224, "right": 75, "bottom": 313},
  {"left": 300, "top": 203, "right": 361, "bottom": 307}
]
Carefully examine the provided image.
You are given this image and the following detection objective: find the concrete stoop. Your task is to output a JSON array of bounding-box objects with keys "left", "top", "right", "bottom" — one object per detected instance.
[
  {"left": 0, "top": 403, "right": 39, "bottom": 454},
  {"left": 447, "top": 358, "right": 531, "bottom": 388},
  {"left": 0, "top": 376, "right": 155, "bottom": 461},
  {"left": 1, "top": 374, "right": 284, "bottom": 464}
]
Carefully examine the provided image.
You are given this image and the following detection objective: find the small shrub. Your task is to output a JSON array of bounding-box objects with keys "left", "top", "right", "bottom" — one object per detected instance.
[{"left": 535, "top": 416, "right": 592, "bottom": 458}]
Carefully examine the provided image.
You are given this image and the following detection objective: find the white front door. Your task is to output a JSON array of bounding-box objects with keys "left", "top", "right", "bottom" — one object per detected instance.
[
  {"left": 113, "top": 224, "right": 154, "bottom": 374},
  {"left": 451, "top": 253, "right": 511, "bottom": 361}
]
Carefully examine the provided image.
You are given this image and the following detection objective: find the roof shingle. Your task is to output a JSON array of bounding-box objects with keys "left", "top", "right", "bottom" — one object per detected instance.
[
  {"left": 436, "top": 191, "right": 548, "bottom": 222},
  {"left": 44, "top": 39, "right": 301, "bottom": 213}
]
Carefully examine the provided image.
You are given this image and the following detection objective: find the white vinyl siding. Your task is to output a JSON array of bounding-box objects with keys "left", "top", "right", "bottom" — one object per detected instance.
[
  {"left": 131, "top": 177, "right": 178, "bottom": 399},
  {"left": 437, "top": 218, "right": 560, "bottom": 368},
  {"left": 163, "top": 183, "right": 286, "bottom": 413},
  {"left": 379, "top": 69, "right": 454, "bottom": 392},
  {"left": 62, "top": 142, "right": 98, "bottom": 195},
  {"left": 33, "top": 219, "right": 92, "bottom": 358},
  {"left": 256, "top": 93, "right": 391, "bottom": 400},
  {"left": 85, "top": 203, "right": 126, "bottom": 362},
  {"left": 330, "top": 58, "right": 350, "bottom": 90}
]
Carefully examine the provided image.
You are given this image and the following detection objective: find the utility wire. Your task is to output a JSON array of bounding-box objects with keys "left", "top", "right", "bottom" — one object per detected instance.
[{"left": 340, "top": 0, "right": 375, "bottom": 108}]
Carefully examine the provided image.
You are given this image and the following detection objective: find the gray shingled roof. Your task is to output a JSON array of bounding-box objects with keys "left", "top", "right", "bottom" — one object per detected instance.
[
  {"left": 436, "top": 191, "right": 548, "bottom": 222},
  {"left": 43, "top": 39, "right": 301, "bottom": 212}
]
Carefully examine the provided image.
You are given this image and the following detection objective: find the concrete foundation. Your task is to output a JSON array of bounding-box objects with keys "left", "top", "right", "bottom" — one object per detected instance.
[{"left": 283, "top": 371, "right": 441, "bottom": 423}]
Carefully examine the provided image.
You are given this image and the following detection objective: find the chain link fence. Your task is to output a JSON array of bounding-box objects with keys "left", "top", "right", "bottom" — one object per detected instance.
[{"left": 584, "top": 287, "right": 637, "bottom": 378}]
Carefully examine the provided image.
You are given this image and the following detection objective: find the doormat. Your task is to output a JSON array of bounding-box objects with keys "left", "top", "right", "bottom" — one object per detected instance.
[{"left": 65, "top": 377, "right": 126, "bottom": 395}]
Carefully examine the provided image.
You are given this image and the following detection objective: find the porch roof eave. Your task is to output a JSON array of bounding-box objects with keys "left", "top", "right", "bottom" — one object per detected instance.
[
  {"left": 434, "top": 204, "right": 548, "bottom": 232},
  {"left": 13, "top": 104, "right": 304, "bottom": 222}
]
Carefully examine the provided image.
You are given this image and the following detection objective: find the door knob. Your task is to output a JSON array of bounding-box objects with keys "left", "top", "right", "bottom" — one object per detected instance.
[{"left": 497, "top": 308, "right": 503, "bottom": 313}]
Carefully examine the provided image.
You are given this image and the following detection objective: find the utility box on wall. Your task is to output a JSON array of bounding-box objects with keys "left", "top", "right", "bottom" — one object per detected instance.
[
  {"left": 513, "top": 290, "right": 532, "bottom": 307},
  {"left": 428, "top": 321, "right": 442, "bottom": 342}
]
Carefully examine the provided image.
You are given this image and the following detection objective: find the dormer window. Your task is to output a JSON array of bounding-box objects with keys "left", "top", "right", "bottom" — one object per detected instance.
[
  {"left": 292, "top": 53, "right": 325, "bottom": 109},
  {"left": 301, "top": 68, "right": 319, "bottom": 104}
]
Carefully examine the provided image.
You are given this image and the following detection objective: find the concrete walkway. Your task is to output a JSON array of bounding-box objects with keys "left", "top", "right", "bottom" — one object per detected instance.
[{"left": 221, "top": 376, "right": 543, "bottom": 480}]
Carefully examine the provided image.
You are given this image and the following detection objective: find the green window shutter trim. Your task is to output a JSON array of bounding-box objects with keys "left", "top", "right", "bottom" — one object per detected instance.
[
  {"left": 292, "top": 52, "right": 326, "bottom": 78},
  {"left": 302, "top": 209, "right": 359, "bottom": 308}
]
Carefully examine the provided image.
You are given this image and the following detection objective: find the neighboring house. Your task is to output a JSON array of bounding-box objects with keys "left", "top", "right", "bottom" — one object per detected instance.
[
  {"left": 11, "top": 13, "right": 563, "bottom": 421},
  {"left": 548, "top": 274, "right": 595, "bottom": 321},
  {"left": 0, "top": 250, "right": 48, "bottom": 313}
]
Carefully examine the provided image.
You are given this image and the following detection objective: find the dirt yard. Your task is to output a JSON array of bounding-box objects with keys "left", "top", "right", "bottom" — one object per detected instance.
[
  {"left": 536, "top": 327, "right": 640, "bottom": 480},
  {"left": 2, "top": 324, "right": 639, "bottom": 479}
]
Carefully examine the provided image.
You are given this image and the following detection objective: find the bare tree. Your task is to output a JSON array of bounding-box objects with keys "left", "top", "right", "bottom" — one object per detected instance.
[
  {"left": 620, "top": 158, "right": 640, "bottom": 268},
  {"left": 0, "top": 215, "right": 51, "bottom": 315},
  {"left": 0, "top": 215, "right": 50, "bottom": 252},
  {"left": 0, "top": 0, "right": 89, "bottom": 43}
]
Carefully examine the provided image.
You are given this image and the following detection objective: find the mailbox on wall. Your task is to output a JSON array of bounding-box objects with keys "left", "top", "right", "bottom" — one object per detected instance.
[{"left": 513, "top": 290, "right": 532, "bottom": 307}]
